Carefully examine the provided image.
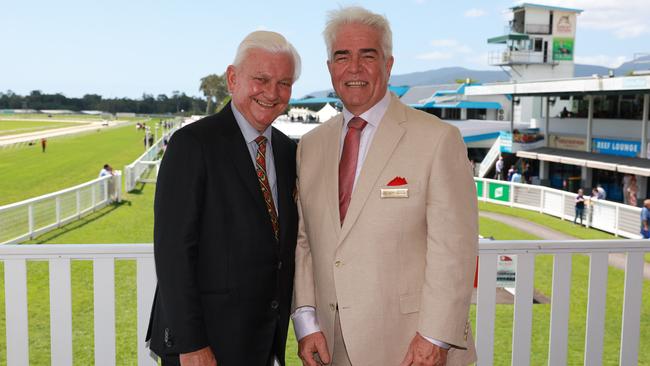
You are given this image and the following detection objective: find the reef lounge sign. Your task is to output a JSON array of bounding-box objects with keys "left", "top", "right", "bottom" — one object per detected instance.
[{"left": 592, "top": 138, "right": 641, "bottom": 157}]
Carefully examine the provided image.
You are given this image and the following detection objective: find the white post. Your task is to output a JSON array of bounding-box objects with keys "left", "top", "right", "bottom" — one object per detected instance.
[
  {"left": 91, "top": 182, "right": 96, "bottom": 211},
  {"left": 55, "top": 196, "right": 61, "bottom": 227},
  {"left": 545, "top": 97, "right": 550, "bottom": 147},
  {"left": 76, "top": 190, "right": 81, "bottom": 219},
  {"left": 115, "top": 171, "right": 122, "bottom": 203},
  {"left": 641, "top": 94, "right": 649, "bottom": 158},
  {"left": 586, "top": 95, "right": 594, "bottom": 153},
  {"left": 28, "top": 204, "right": 34, "bottom": 239}
]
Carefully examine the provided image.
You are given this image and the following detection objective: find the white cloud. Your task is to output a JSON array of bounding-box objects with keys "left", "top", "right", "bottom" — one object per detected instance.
[
  {"left": 416, "top": 52, "right": 453, "bottom": 61},
  {"left": 516, "top": 0, "right": 650, "bottom": 39},
  {"left": 464, "top": 8, "right": 486, "bottom": 18},
  {"left": 430, "top": 39, "right": 459, "bottom": 47},
  {"left": 575, "top": 55, "right": 628, "bottom": 68}
]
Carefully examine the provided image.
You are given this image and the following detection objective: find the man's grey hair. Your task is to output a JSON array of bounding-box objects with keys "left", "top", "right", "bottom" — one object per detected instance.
[
  {"left": 232, "top": 30, "right": 302, "bottom": 82},
  {"left": 323, "top": 6, "right": 393, "bottom": 61}
]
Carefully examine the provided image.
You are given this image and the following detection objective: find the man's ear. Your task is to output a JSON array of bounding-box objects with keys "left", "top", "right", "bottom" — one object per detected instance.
[
  {"left": 385, "top": 55, "right": 394, "bottom": 77},
  {"left": 226, "top": 65, "right": 237, "bottom": 93}
]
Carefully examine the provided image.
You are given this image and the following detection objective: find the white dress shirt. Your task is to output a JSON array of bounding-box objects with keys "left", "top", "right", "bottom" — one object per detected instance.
[{"left": 292, "top": 90, "right": 450, "bottom": 350}]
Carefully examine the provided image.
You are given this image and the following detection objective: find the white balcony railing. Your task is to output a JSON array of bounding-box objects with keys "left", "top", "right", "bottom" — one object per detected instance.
[
  {"left": 124, "top": 126, "right": 179, "bottom": 192},
  {"left": 1, "top": 240, "right": 648, "bottom": 366},
  {"left": 475, "top": 177, "right": 643, "bottom": 239},
  {"left": 0, "top": 173, "right": 122, "bottom": 244}
]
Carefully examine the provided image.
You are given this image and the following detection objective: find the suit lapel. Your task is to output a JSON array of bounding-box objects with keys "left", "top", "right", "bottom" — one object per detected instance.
[
  {"left": 339, "top": 96, "right": 407, "bottom": 243},
  {"left": 325, "top": 115, "right": 345, "bottom": 235},
  {"left": 222, "top": 105, "right": 270, "bottom": 220}
]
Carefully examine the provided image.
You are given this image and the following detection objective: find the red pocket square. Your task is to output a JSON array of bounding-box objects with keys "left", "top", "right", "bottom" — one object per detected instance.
[{"left": 387, "top": 176, "right": 407, "bottom": 186}]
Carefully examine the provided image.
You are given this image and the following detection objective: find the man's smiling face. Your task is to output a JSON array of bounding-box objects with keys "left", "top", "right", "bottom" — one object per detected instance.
[
  {"left": 227, "top": 48, "right": 295, "bottom": 132},
  {"left": 327, "top": 23, "right": 393, "bottom": 116}
]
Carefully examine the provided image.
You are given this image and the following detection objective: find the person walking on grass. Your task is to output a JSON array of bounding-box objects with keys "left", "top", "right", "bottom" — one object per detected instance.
[
  {"left": 574, "top": 188, "right": 586, "bottom": 225},
  {"left": 41, "top": 138, "right": 47, "bottom": 152}
]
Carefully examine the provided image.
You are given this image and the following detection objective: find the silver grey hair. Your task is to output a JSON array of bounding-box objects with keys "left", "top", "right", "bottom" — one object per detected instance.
[
  {"left": 323, "top": 6, "right": 393, "bottom": 61},
  {"left": 232, "top": 30, "right": 302, "bottom": 82}
]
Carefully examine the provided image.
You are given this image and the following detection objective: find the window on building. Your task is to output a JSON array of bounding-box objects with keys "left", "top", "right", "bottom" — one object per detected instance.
[
  {"left": 574, "top": 94, "right": 644, "bottom": 120},
  {"left": 467, "top": 108, "right": 487, "bottom": 120},
  {"left": 534, "top": 38, "right": 543, "bottom": 52}
]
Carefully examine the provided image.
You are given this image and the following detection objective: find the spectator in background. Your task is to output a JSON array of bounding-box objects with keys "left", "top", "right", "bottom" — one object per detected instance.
[
  {"left": 623, "top": 174, "right": 632, "bottom": 204},
  {"left": 507, "top": 165, "right": 515, "bottom": 181},
  {"left": 510, "top": 169, "right": 522, "bottom": 183},
  {"left": 628, "top": 176, "right": 638, "bottom": 207},
  {"left": 596, "top": 184, "right": 606, "bottom": 200},
  {"left": 495, "top": 156, "right": 504, "bottom": 180},
  {"left": 41, "top": 138, "right": 47, "bottom": 153},
  {"left": 522, "top": 162, "right": 531, "bottom": 184},
  {"left": 574, "top": 188, "right": 586, "bottom": 225},
  {"left": 641, "top": 199, "right": 650, "bottom": 239},
  {"left": 99, "top": 164, "right": 114, "bottom": 178}
]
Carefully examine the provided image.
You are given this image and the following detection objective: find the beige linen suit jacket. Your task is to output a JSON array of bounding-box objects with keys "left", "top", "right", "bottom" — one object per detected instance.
[{"left": 294, "top": 94, "right": 478, "bottom": 365}]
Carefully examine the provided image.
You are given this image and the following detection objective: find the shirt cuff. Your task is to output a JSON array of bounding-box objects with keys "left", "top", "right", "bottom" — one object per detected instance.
[
  {"left": 291, "top": 306, "right": 321, "bottom": 340},
  {"left": 423, "top": 335, "right": 451, "bottom": 350}
]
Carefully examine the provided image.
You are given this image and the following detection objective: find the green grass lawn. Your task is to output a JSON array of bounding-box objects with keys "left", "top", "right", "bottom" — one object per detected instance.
[
  {"left": 0, "top": 120, "right": 83, "bottom": 136},
  {"left": 0, "top": 122, "right": 158, "bottom": 205}
]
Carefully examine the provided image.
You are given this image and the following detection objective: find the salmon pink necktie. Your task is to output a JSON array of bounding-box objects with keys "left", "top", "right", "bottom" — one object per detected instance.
[{"left": 339, "top": 117, "right": 367, "bottom": 224}]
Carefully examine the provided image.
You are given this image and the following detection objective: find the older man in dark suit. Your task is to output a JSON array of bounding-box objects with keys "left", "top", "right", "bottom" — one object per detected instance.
[{"left": 147, "top": 31, "right": 301, "bottom": 366}]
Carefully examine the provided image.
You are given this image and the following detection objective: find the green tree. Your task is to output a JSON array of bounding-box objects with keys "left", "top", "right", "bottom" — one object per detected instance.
[{"left": 199, "top": 73, "right": 228, "bottom": 114}]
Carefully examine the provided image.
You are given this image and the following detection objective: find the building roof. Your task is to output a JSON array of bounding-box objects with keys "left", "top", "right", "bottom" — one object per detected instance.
[
  {"left": 511, "top": 3, "right": 583, "bottom": 14},
  {"left": 517, "top": 147, "right": 650, "bottom": 177},
  {"left": 487, "top": 33, "right": 530, "bottom": 44},
  {"left": 465, "top": 75, "right": 650, "bottom": 97},
  {"left": 400, "top": 84, "right": 458, "bottom": 105}
]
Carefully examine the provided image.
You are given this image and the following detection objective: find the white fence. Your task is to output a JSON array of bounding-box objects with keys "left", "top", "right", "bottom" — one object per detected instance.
[
  {"left": 0, "top": 239, "right": 647, "bottom": 365},
  {"left": 475, "top": 177, "right": 643, "bottom": 239},
  {"left": 124, "top": 126, "right": 178, "bottom": 192},
  {"left": 0, "top": 173, "right": 122, "bottom": 244}
]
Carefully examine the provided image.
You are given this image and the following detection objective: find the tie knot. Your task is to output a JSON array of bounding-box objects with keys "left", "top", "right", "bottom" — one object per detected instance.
[
  {"left": 254, "top": 135, "right": 267, "bottom": 146},
  {"left": 348, "top": 117, "right": 368, "bottom": 131}
]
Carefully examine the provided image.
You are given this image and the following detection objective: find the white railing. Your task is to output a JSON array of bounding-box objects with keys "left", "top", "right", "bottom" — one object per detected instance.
[
  {"left": 475, "top": 177, "right": 643, "bottom": 239},
  {"left": 0, "top": 240, "right": 647, "bottom": 365},
  {"left": 476, "top": 239, "right": 649, "bottom": 366},
  {"left": 478, "top": 137, "right": 502, "bottom": 178},
  {"left": 0, "top": 173, "right": 122, "bottom": 244},
  {"left": 124, "top": 126, "right": 178, "bottom": 192}
]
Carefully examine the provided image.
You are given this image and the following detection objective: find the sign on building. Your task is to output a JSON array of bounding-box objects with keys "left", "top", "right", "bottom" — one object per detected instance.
[
  {"left": 592, "top": 137, "right": 641, "bottom": 157},
  {"left": 549, "top": 134, "right": 587, "bottom": 151},
  {"left": 553, "top": 37, "right": 574, "bottom": 61}
]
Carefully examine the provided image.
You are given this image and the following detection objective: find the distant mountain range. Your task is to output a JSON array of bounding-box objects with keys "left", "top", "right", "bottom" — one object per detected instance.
[{"left": 303, "top": 56, "right": 650, "bottom": 98}]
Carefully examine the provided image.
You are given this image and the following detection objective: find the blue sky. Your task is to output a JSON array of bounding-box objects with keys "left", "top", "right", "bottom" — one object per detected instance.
[{"left": 2, "top": 0, "right": 648, "bottom": 99}]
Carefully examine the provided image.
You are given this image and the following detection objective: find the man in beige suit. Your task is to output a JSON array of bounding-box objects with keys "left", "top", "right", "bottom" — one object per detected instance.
[{"left": 293, "top": 6, "right": 478, "bottom": 366}]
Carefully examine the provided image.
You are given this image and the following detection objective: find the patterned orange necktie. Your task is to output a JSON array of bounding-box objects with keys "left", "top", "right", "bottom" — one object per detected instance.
[
  {"left": 254, "top": 136, "right": 279, "bottom": 241},
  {"left": 339, "top": 117, "right": 368, "bottom": 224}
]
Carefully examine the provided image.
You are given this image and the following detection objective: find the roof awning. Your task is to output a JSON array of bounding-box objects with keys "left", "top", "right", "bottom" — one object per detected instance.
[
  {"left": 487, "top": 33, "right": 529, "bottom": 44},
  {"left": 516, "top": 147, "right": 650, "bottom": 176}
]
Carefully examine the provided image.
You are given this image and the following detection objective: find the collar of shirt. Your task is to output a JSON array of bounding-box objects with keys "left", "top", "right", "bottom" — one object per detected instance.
[
  {"left": 231, "top": 102, "right": 273, "bottom": 145},
  {"left": 341, "top": 89, "right": 391, "bottom": 129}
]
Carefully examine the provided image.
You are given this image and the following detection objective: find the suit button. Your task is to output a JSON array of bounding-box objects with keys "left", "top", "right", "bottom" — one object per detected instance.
[
  {"left": 277, "top": 261, "right": 283, "bottom": 270},
  {"left": 334, "top": 260, "right": 342, "bottom": 267},
  {"left": 329, "top": 303, "right": 336, "bottom": 311},
  {"left": 271, "top": 300, "right": 279, "bottom": 309}
]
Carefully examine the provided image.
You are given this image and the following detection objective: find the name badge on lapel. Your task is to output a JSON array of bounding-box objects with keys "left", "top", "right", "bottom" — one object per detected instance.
[{"left": 380, "top": 176, "right": 409, "bottom": 199}]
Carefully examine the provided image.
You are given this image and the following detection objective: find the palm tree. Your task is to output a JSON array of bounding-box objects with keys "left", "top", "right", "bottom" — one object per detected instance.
[{"left": 199, "top": 73, "right": 229, "bottom": 114}]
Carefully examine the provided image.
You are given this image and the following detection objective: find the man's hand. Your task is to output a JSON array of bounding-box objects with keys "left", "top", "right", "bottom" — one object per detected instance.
[
  {"left": 298, "top": 331, "right": 331, "bottom": 366},
  {"left": 179, "top": 346, "right": 217, "bottom": 366},
  {"left": 399, "top": 333, "right": 448, "bottom": 366}
]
